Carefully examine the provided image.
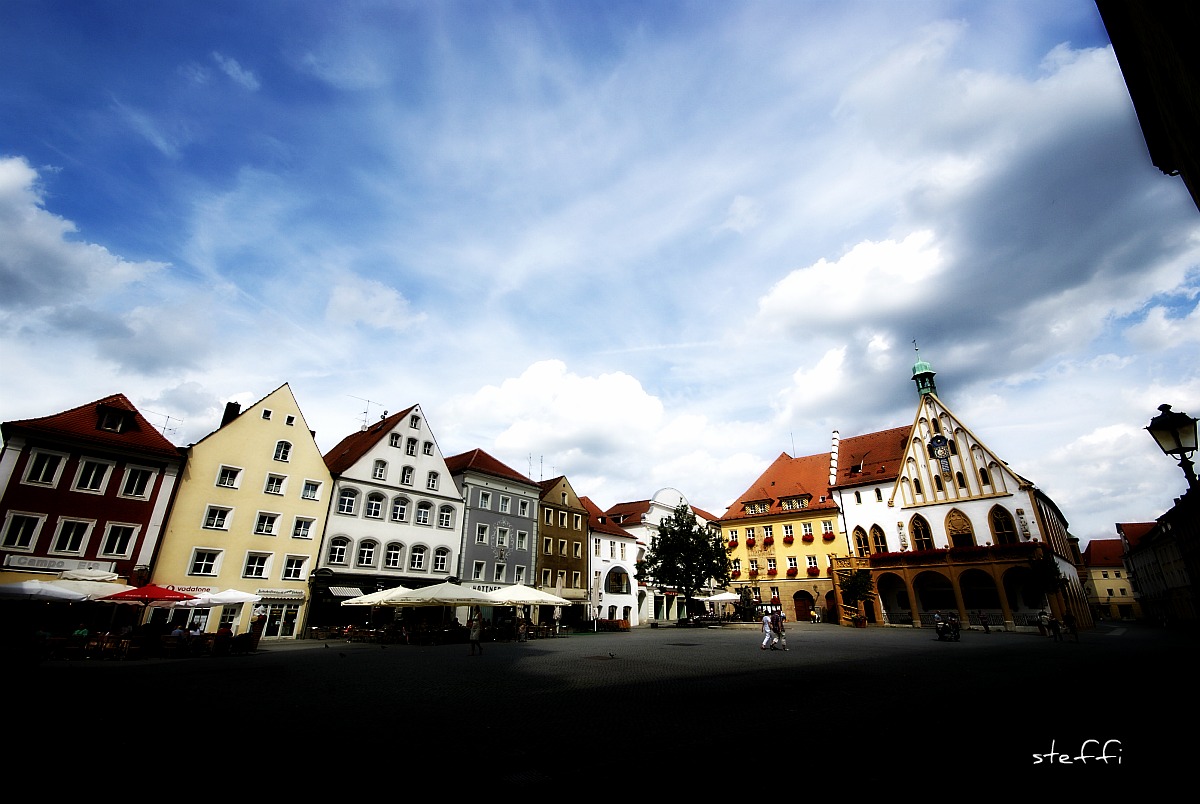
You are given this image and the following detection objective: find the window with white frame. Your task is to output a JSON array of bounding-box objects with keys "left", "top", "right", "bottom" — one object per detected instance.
[
  {"left": 365, "top": 493, "right": 385, "bottom": 519},
  {"left": 541, "top": 569, "right": 552, "bottom": 587},
  {"left": 558, "top": 511, "right": 567, "bottom": 528},
  {"left": 264, "top": 474, "right": 286, "bottom": 495},
  {"left": 494, "top": 563, "right": 506, "bottom": 582},
  {"left": 405, "top": 438, "right": 418, "bottom": 456},
  {"left": 749, "top": 559, "right": 759, "bottom": 572},
  {"left": 767, "top": 558, "right": 777, "bottom": 571},
  {"left": 190, "top": 549, "right": 220, "bottom": 575},
  {"left": 52, "top": 519, "right": 92, "bottom": 554},
  {"left": 573, "top": 513, "right": 582, "bottom": 530},
  {"left": 373, "top": 460, "right": 388, "bottom": 480},
  {"left": 2, "top": 512, "right": 43, "bottom": 549},
  {"left": 422, "top": 441, "right": 433, "bottom": 456},
  {"left": 100, "top": 523, "right": 138, "bottom": 557},
  {"left": 409, "top": 545, "right": 426, "bottom": 570},
  {"left": 499, "top": 496, "right": 511, "bottom": 513},
  {"left": 544, "top": 509, "right": 554, "bottom": 525},
  {"left": 24, "top": 450, "right": 66, "bottom": 486},
  {"left": 434, "top": 547, "right": 449, "bottom": 572},
  {"left": 732, "top": 558, "right": 741, "bottom": 573},
  {"left": 357, "top": 541, "right": 377, "bottom": 567},
  {"left": 594, "top": 538, "right": 601, "bottom": 557},
  {"left": 401, "top": 466, "right": 414, "bottom": 485},
  {"left": 609, "top": 542, "right": 615, "bottom": 559},
  {"left": 415, "top": 502, "right": 432, "bottom": 525},
  {"left": 338, "top": 488, "right": 359, "bottom": 515},
  {"left": 283, "top": 556, "right": 307, "bottom": 580},
  {"left": 558, "top": 539, "right": 567, "bottom": 556},
  {"left": 783, "top": 524, "right": 793, "bottom": 538},
  {"left": 573, "top": 542, "right": 582, "bottom": 559},
  {"left": 543, "top": 537, "right": 552, "bottom": 554},
  {"left": 438, "top": 506, "right": 453, "bottom": 528},
  {"left": 822, "top": 520, "right": 834, "bottom": 534},
  {"left": 472, "top": 561, "right": 486, "bottom": 580},
  {"left": 571, "top": 571, "right": 581, "bottom": 588},
  {"left": 391, "top": 496, "right": 409, "bottom": 522},
  {"left": 409, "top": 414, "right": 421, "bottom": 429},
  {"left": 516, "top": 531, "right": 528, "bottom": 550},
  {"left": 787, "top": 556, "right": 798, "bottom": 569},
  {"left": 385, "top": 543, "right": 403, "bottom": 568},
  {"left": 557, "top": 570, "right": 567, "bottom": 588},
  {"left": 497, "top": 527, "right": 508, "bottom": 547},
  {"left": 518, "top": 500, "right": 529, "bottom": 517},
  {"left": 620, "top": 542, "right": 626, "bottom": 560},
  {"left": 243, "top": 553, "right": 270, "bottom": 578},
  {"left": 328, "top": 537, "right": 349, "bottom": 565},
  {"left": 74, "top": 459, "right": 113, "bottom": 493},
  {"left": 479, "top": 491, "right": 492, "bottom": 509},
  {"left": 802, "top": 522, "right": 813, "bottom": 536},
  {"left": 806, "top": 555, "right": 818, "bottom": 568},
  {"left": 389, "top": 433, "right": 401, "bottom": 447},
  {"left": 273, "top": 441, "right": 291, "bottom": 462},
  {"left": 254, "top": 513, "right": 279, "bottom": 536},
  {"left": 515, "top": 566, "right": 526, "bottom": 584},
  {"left": 292, "top": 517, "right": 314, "bottom": 539},
  {"left": 204, "top": 506, "right": 232, "bottom": 530},
  {"left": 302, "top": 480, "right": 321, "bottom": 500},
  {"left": 120, "top": 466, "right": 156, "bottom": 498},
  {"left": 426, "top": 472, "right": 439, "bottom": 490},
  {"left": 763, "top": 525, "right": 773, "bottom": 539},
  {"left": 217, "top": 466, "right": 241, "bottom": 488}
]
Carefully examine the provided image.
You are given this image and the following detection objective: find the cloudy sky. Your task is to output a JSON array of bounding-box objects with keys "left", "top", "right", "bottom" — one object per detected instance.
[{"left": 2, "top": 1, "right": 1198, "bottom": 545}]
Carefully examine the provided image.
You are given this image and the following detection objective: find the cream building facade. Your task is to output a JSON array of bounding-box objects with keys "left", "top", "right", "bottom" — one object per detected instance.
[{"left": 151, "top": 384, "right": 330, "bottom": 639}]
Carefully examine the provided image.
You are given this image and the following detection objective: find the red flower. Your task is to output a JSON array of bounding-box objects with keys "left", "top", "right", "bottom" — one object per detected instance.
[
  {"left": 732, "top": 570, "right": 741, "bottom": 579},
  {"left": 745, "top": 537, "right": 756, "bottom": 547},
  {"left": 786, "top": 567, "right": 798, "bottom": 577},
  {"left": 783, "top": 536, "right": 794, "bottom": 544},
  {"left": 802, "top": 534, "right": 814, "bottom": 543},
  {"left": 822, "top": 533, "right": 835, "bottom": 542},
  {"left": 806, "top": 566, "right": 820, "bottom": 576},
  {"left": 749, "top": 569, "right": 759, "bottom": 578},
  {"left": 767, "top": 568, "right": 778, "bottom": 576},
  {"left": 763, "top": 536, "right": 774, "bottom": 546}
]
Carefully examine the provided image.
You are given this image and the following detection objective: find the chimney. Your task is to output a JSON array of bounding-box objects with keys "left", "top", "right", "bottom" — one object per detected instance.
[
  {"left": 829, "top": 430, "right": 839, "bottom": 486},
  {"left": 221, "top": 401, "right": 242, "bottom": 427}
]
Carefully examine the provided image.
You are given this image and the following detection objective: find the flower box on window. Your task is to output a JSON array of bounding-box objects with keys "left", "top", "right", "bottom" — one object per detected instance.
[
  {"left": 731, "top": 570, "right": 741, "bottom": 579},
  {"left": 802, "top": 534, "right": 814, "bottom": 543},
  {"left": 783, "top": 536, "right": 794, "bottom": 545},
  {"left": 748, "top": 569, "right": 759, "bottom": 578},
  {"left": 786, "top": 567, "right": 798, "bottom": 577},
  {"left": 745, "top": 537, "right": 756, "bottom": 548},
  {"left": 822, "top": 533, "right": 835, "bottom": 542},
  {"left": 727, "top": 539, "right": 738, "bottom": 549},
  {"left": 767, "top": 568, "right": 777, "bottom": 576},
  {"left": 763, "top": 536, "right": 774, "bottom": 547},
  {"left": 806, "top": 566, "right": 820, "bottom": 577}
]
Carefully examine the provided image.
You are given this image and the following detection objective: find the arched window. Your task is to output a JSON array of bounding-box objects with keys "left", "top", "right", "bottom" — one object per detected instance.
[
  {"left": 934, "top": 475, "right": 944, "bottom": 492},
  {"left": 853, "top": 527, "right": 869, "bottom": 557},
  {"left": 391, "top": 496, "right": 409, "bottom": 522},
  {"left": 990, "top": 506, "right": 1018, "bottom": 545},
  {"left": 328, "top": 536, "right": 350, "bottom": 565},
  {"left": 914, "top": 477, "right": 923, "bottom": 496},
  {"left": 409, "top": 545, "right": 427, "bottom": 570},
  {"left": 871, "top": 525, "right": 888, "bottom": 554},
  {"left": 854, "top": 490, "right": 862, "bottom": 504},
  {"left": 434, "top": 547, "right": 450, "bottom": 572},
  {"left": 945, "top": 508, "right": 975, "bottom": 548},
  {"left": 364, "top": 493, "right": 385, "bottom": 519},
  {"left": 437, "top": 505, "right": 454, "bottom": 528},
  {"left": 415, "top": 502, "right": 432, "bottom": 525},
  {"left": 910, "top": 516, "right": 933, "bottom": 551},
  {"left": 955, "top": 471, "right": 967, "bottom": 489},
  {"left": 273, "top": 441, "right": 292, "bottom": 461},
  {"left": 979, "top": 467, "right": 991, "bottom": 487},
  {"left": 357, "top": 540, "right": 377, "bottom": 567},
  {"left": 337, "top": 488, "right": 359, "bottom": 515},
  {"left": 384, "top": 542, "right": 403, "bottom": 568}
]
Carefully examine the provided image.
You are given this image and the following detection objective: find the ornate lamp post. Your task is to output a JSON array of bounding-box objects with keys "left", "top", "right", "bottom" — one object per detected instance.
[{"left": 1145, "top": 404, "right": 1199, "bottom": 492}]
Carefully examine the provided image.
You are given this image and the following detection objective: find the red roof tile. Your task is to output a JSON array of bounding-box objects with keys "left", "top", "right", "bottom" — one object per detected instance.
[
  {"left": 830, "top": 426, "right": 910, "bottom": 487},
  {"left": 1082, "top": 537, "right": 1128, "bottom": 567},
  {"left": 721, "top": 451, "right": 839, "bottom": 522},
  {"left": 444, "top": 448, "right": 536, "bottom": 486},
  {"left": 581, "top": 496, "right": 634, "bottom": 538},
  {"left": 2, "top": 393, "right": 180, "bottom": 458},
  {"left": 1115, "top": 522, "right": 1155, "bottom": 549},
  {"left": 323, "top": 405, "right": 417, "bottom": 475}
]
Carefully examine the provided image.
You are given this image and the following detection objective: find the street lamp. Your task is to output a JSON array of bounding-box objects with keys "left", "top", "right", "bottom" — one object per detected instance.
[{"left": 1146, "top": 404, "right": 1199, "bottom": 491}]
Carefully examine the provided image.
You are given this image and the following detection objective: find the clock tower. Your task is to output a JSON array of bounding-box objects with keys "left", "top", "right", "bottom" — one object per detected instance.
[{"left": 912, "top": 346, "right": 938, "bottom": 397}]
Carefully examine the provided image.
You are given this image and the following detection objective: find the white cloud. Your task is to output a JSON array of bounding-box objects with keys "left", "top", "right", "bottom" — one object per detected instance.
[
  {"left": 325, "top": 276, "right": 425, "bottom": 333},
  {"left": 211, "top": 52, "right": 260, "bottom": 91}
]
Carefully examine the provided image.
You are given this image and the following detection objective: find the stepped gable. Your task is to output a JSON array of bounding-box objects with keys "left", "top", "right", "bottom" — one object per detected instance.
[
  {"left": 444, "top": 448, "right": 535, "bottom": 485},
  {"left": 831, "top": 425, "right": 910, "bottom": 487},
  {"left": 2, "top": 393, "right": 180, "bottom": 457},
  {"left": 323, "top": 405, "right": 417, "bottom": 475},
  {"left": 581, "top": 496, "right": 634, "bottom": 538},
  {"left": 721, "top": 451, "right": 838, "bottom": 522}
]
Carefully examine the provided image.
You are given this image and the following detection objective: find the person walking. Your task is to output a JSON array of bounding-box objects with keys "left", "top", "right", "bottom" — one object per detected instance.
[
  {"left": 1063, "top": 610, "right": 1078, "bottom": 642},
  {"left": 761, "top": 612, "right": 773, "bottom": 650},
  {"left": 770, "top": 610, "right": 788, "bottom": 651},
  {"left": 977, "top": 610, "right": 990, "bottom": 634},
  {"left": 468, "top": 606, "right": 484, "bottom": 656}
]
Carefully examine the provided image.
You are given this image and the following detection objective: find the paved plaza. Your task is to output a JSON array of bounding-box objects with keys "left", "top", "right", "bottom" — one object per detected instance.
[{"left": 11, "top": 620, "right": 1191, "bottom": 787}]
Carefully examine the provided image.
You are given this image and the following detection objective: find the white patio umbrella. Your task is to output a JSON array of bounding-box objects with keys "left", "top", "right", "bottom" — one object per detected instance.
[
  {"left": 484, "top": 583, "right": 571, "bottom": 607},
  {"left": 366, "top": 581, "right": 494, "bottom": 607},
  {"left": 158, "top": 588, "right": 264, "bottom": 608},
  {"left": 0, "top": 580, "right": 88, "bottom": 602},
  {"left": 341, "top": 586, "right": 411, "bottom": 606},
  {"left": 706, "top": 592, "right": 742, "bottom": 603},
  {"left": 45, "top": 579, "right": 137, "bottom": 600}
]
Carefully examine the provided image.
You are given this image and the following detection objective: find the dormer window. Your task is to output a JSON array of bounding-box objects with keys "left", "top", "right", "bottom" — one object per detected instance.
[{"left": 97, "top": 407, "right": 129, "bottom": 433}]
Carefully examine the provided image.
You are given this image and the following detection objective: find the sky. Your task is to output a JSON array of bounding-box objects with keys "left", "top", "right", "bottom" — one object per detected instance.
[{"left": 2, "top": 1, "right": 1198, "bottom": 547}]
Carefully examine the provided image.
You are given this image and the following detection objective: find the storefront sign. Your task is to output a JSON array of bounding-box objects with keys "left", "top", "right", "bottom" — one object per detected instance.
[
  {"left": 3, "top": 555, "right": 114, "bottom": 572},
  {"left": 256, "top": 588, "right": 306, "bottom": 600}
]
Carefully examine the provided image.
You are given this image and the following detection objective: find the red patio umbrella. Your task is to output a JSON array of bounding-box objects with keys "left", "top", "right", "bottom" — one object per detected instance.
[{"left": 98, "top": 584, "right": 197, "bottom": 605}]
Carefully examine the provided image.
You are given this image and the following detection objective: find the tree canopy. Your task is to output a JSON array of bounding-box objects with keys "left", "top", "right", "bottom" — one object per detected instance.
[{"left": 638, "top": 502, "right": 730, "bottom": 613}]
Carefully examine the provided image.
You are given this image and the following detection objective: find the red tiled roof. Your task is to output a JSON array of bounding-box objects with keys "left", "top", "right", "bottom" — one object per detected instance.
[
  {"left": 1115, "top": 522, "right": 1155, "bottom": 549},
  {"left": 444, "top": 448, "right": 535, "bottom": 486},
  {"left": 323, "top": 405, "right": 417, "bottom": 475},
  {"left": 605, "top": 500, "right": 651, "bottom": 524},
  {"left": 581, "top": 496, "right": 634, "bottom": 538},
  {"left": 2, "top": 393, "right": 181, "bottom": 458},
  {"left": 1082, "top": 537, "right": 1128, "bottom": 567},
  {"left": 720, "top": 451, "right": 839, "bottom": 522},
  {"left": 830, "top": 426, "right": 910, "bottom": 487}
]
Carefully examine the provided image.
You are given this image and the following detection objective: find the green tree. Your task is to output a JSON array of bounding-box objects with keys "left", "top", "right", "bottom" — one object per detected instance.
[{"left": 638, "top": 502, "right": 730, "bottom": 618}]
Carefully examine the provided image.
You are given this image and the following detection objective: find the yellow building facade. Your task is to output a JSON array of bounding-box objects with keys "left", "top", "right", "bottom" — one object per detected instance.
[
  {"left": 152, "top": 384, "right": 331, "bottom": 640},
  {"left": 718, "top": 452, "right": 846, "bottom": 622}
]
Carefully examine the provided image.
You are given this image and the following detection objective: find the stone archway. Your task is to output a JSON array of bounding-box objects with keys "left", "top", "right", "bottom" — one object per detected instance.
[
  {"left": 875, "top": 571, "right": 913, "bottom": 625},
  {"left": 792, "top": 590, "right": 815, "bottom": 623},
  {"left": 959, "top": 568, "right": 1001, "bottom": 610},
  {"left": 912, "top": 569, "right": 956, "bottom": 617}
]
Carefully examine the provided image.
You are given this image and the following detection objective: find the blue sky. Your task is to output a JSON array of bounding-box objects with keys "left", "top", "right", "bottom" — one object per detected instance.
[{"left": 2, "top": 1, "right": 1198, "bottom": 544}]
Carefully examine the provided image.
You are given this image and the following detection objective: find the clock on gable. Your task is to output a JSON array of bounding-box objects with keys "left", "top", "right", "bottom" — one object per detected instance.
[{"left": 928, "top": 435, "right": 952, "bottom": 479}]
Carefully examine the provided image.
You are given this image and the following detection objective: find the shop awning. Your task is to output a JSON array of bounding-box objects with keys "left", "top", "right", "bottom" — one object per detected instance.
[{"left": 329, "top": 586, "right": 365, "bottom": 597}]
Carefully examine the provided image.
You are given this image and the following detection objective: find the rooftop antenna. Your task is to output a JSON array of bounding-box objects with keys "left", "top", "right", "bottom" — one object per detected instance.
[
  {"left": 348, "top": 395, "right": 382, "bottom": 430},
  {"left": 143, "top": 409, "right": 182, "bottom": 438},
  {"left": 790, "top": 432, "right": 796, "bottom": 458}
]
